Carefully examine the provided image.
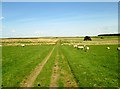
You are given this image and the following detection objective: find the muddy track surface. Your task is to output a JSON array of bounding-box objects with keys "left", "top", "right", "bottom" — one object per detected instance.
[{"left": 20, "top": 47, "right": 55, "bottom": 87}]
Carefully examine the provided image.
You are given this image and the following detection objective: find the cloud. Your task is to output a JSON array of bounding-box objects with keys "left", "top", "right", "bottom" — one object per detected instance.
[
  {"left": 0, "top": 17, "right": 4, "bottom": 20},
  {"left": 35, "top": 31, "right": 43, "bottom": 35},
  {"left": 11, "top": 29, "right": 15, "bottom": 33}
]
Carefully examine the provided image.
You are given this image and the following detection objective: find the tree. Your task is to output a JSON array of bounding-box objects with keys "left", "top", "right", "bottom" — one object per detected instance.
[{"left": 84, "top": 36, "right": 92, "bottom": 41}]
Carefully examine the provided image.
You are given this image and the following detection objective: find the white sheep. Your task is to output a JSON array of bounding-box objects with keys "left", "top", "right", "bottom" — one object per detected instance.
[
  {"left": 77, "top": 46, "right": 84, "bottom": 50},
  {"left": 61, "top": 44, "right": 63, "bottom": 46},
  {"left": 0, "top": 45, "right": 2, "bottom": 47},
  {"left": 117, "top": 47, "right": 120, "bottom": 51},
  {"left": 73, "top": 45, "right": 77, "bottom": 48},
  {"left": 86, "top": 46, "right": 89, "bottom": 50},
  {"left": 68, "top": 44, "right": 71, "bottom": 46},
  {"left": 85, "top": 46, "right": 89, "bottom": 52},
  {"left": 21, "top": 44, "right": 25, "bottom": 47},
  {"left": 106, "top": 47, "right": 110, "bottom": 49}
]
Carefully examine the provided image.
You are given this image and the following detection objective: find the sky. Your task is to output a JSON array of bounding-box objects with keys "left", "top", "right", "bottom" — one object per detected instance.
[{"left": 1, "top": 2, "right": 118, "bottom": 38}]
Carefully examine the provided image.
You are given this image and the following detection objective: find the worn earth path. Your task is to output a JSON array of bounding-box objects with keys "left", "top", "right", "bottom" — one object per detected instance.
[
  {"left": 60, "top": 53, "right": 78, "bottom": 87},
  {"left": 50, "top": 51, "right": 59, "bottom": 87},
  {"left": 49, "top": 46, "right": 78, "bottom": 87},
  {"left": 20, "top": 47, "right": 55, "bottom": 87}
]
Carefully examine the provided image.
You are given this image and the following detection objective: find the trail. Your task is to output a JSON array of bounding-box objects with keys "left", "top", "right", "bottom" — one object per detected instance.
[
  {"left": 20, "top": 47, "right": 55, "bottom": 87},
  {"left": 59, "top": 52, "right": 78, "bottom": 87},
  {"left": 50, "top": 51, "right": 59, "bottom": 88},
  {"left": 49, "top": 48, "right": 78, "bottom": 88}
]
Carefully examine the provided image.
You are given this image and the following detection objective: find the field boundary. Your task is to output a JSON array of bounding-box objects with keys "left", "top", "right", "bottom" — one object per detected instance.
[{"left": 20, "top": 46, "right": 55, "bottom": 87}]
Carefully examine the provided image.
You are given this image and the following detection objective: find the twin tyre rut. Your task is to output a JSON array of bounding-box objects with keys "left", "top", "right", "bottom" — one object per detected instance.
[
  {"left": 50, "top": 50, "right": 78, "bottom": 87},
  {"left": 20, "top": 47, "right": 55, "bottom": 87},
  {"left": 50, "top": 51, "right": 59, "bottom": 87},
  {"left": 20, "top": 46, "right": 78, "bottom": 87}
]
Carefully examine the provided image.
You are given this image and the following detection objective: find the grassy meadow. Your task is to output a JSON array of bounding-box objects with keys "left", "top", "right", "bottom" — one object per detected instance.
[
  {"left": 1, "top": 36, "right": 119, "bottom": 87},
  {"left": 2, "top": 45, "right": 53, "bottom": 87},
  {"left": 61, "top": 45, "right": 118, "bottom": 87}
]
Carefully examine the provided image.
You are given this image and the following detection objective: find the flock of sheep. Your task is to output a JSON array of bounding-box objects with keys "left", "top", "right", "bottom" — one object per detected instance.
[
  {"left": 73, "top": 44, "right": 89, "bottom": 52},
  {"left": 11, "top": 43, "right": 120, "bottom": 51},
  {"left": 61, "top": 43, "right": 120, "bottom": 51},
  {"left": 73, "top": 44, "right": 120, "bottom": 51}
]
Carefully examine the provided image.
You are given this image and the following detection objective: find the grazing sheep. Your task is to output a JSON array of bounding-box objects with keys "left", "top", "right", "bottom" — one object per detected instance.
[
  {"left": 61, "top": 44, "right": 63, "bottom": 46},
  {"left": 73, "top": 45, "right": 77, "bottom": 48},
  {"left": 77, "top": 46, "right": 84, "bottom": 50},
  {"left": 21, "top": 44, "right": 25, "bottom": 47},
  {"left": 0, "top": 45, "right": 2, "bottom": 47},
  {"left": 86, "top": 46, "right": 89, "bottom": 50},
  {"left": 117, "top": 47, "right": 120, "bottom": 51},
  {"left": 85, "top": 46, "right": 89, "bottom": 52},
  {"left": 106, "top": 47, "right": 110, "bottom": 49}
]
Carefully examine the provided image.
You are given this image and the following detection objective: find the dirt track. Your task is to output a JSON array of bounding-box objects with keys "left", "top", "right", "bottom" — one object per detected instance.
[
  {"left": 50, "top": 51, "right": 59, "bottom": 87},
  {"left": 49, "top": 49, "right": 78, "bottom": 87},
  {"left": 20, "top": 47, "right": 55, "bottom": 87},
  {"left": 60, "top": 53, "right": 78, "bottom": 87}
]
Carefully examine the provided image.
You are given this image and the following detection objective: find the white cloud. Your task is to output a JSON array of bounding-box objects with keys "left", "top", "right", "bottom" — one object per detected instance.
[
  {"left": 35, "top": 31, "right": 43, "bottom": 35},
  {"left": 11, "top": 29, "right": 15, "bottom": 33},
  {"left": 0, "top": 17, "right": 4, "bottom": 20}
]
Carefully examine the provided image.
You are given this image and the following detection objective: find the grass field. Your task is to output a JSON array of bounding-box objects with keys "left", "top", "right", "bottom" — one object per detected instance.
[
  {"left": 33, "top": 45, "right": 57, "bottom": 87},
  {"left": 1, "top": 36, "right": 119, "bottom": 88},
  {"left": 2, "top": 45, "right": 53, "bottom": 87},
  {"left": 61, "top": 45, "right": 118, "bottom": 87}
]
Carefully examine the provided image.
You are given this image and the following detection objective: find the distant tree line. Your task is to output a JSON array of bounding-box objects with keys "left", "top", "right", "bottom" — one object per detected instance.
[{"left": 98, "top": 33, "right": 120, "bottom": 36}]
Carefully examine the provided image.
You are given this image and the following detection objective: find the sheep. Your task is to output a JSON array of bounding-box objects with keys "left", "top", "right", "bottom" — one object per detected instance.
[
  {"left": 21, "top": 44, "right": 25, "bottom": 47},
  {"left": 86, "top": 46, "right": 89, "bottom": 50},
  {"left": 84, "top": 46, "right": 89, "bottom": 52},
  {"left": 0, "top": 45, "right": 2, "bottom": 47},
  {"left": 77, "top": 46, "right": 84, "bottom": 50},
  {"left": 117, "top": 47, "right": 120, "bottom": 51},
  {"left": 68, "top": 44, "right": 71, "bottom": 46},
  {"left": 106, "top": 47, "right": 110, "bottom": 49},
  {"left": 73, "top": 45, "right": 77, "bottom": 48}
]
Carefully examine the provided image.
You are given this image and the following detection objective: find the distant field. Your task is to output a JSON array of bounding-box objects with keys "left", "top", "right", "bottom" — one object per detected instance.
[
  {"left": 1, "top": 36, "right": 119, "bottom": 88},
  {"left": 60, "top": 36, "right": 119, "bottom": 45},
  {"left": 1, "top": 36, "right": 119, "bottom": 46}
]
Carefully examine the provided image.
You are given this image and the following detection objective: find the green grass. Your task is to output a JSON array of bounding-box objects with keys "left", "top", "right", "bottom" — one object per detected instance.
[
  {"left": 2, "top": 45, "right": 54, "bottom": 87},
  {"left": 0, "top": 47, "right": 2, "bottom": 88},
  {"left": 2, "top": 37, "right": 119, "bottom": 87},
  {"left": 33, "top": 44, "right": 79, "bottom": 87},
  {"left": 33, "top": 45, "right": 58, "bottom": 87},
  {"left": 61, "top": 45, "right": 118, "bottom": 87},
  {"left": 57, "top": 50, "right": 78, "bottom": 87}
]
